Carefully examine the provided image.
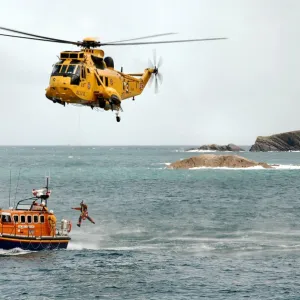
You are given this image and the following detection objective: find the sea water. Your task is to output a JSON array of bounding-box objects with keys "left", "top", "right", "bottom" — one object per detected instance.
[{"left": 0, "top": 146, "right": 300, "bottom": 299}]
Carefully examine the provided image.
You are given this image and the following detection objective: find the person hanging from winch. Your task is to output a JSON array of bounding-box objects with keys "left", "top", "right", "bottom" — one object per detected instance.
[
  {"left": 48, "top": 210, "right": 57, "bottom": 236},
  {"left": 72, "top": 201, "right": 95, "bottom": 227}
]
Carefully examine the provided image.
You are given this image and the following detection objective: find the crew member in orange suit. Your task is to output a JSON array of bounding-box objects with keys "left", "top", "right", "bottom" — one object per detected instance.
[{"left": 72, "top": 201, "right": 95, "bottom": 227}]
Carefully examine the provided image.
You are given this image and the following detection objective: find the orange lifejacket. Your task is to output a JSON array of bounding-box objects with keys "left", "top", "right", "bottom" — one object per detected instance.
[
  {"left": 48, "top": 214, "right": 57, "bottom": 226},
  {"left": 80, "top": 204, "right": 88, "bottom": 212}
]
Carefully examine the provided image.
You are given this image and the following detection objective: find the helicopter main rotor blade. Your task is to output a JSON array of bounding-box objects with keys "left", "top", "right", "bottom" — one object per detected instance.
[
  {"left": 0, "top": 26, "right": 79, "bottom": 45},
  {"left": 106, "top": 32, "right": 178, "bottom": 44},
  {"left": 0, "top": 33, "right": 78, "bottom": 44},
  {"left": 101, "top": 37, "right": 227, "bottom": 46}
]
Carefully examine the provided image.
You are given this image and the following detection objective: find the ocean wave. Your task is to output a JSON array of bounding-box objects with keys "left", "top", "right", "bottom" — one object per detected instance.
[{"left": 171, "top": 149, "right": 185, "bottom": 153}]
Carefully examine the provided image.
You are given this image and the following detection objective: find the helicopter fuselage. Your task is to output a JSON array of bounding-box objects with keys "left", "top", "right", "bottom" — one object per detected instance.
[{"left": 45, "top": 48, "right": 154, "bottom": 111}]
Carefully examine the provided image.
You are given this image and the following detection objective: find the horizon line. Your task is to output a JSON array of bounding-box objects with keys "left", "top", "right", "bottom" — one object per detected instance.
[{"left": 0, "top": 144, "right": 252, "bottom": 147}]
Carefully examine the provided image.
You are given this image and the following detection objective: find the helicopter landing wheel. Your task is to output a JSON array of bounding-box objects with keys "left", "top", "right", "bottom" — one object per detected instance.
[{"left": 116, "top": 116, "right": 121, "bottom": 122}]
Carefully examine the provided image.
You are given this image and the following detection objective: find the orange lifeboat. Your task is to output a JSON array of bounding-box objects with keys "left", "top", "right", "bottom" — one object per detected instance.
[{"left": 0, "top": 179, "right": 71, "bottom": 251}]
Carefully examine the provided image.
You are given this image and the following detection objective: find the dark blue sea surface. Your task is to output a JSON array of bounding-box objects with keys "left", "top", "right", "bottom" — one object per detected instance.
[{"left": 1, "top": 146, "right": 300, "bottom": 299}]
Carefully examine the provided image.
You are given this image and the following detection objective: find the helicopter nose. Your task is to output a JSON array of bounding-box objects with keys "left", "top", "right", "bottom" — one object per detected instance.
[
  {"left": 50, "top": 76, "right": 70, "bottom": 87},
  {"left": 47, "top": 77, "right": 74, "bottom": 102}
]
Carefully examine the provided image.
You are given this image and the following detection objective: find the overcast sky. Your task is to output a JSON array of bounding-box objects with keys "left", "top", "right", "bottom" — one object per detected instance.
[{"left": 0, "top": 0, "right": 298, "bottom": 145}]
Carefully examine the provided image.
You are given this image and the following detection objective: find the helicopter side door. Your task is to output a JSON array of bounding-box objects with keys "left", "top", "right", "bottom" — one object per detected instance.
[
  {"left": 76, "top": 65, "right": 94, "bottom": 100},
  {"left": 80, "top": 66, "right": 87, "bottom": 85},
  {"left": 85, "top": 67, "right": 94, "bottom": 99}
]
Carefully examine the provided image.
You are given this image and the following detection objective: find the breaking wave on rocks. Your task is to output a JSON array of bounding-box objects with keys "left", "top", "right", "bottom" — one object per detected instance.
[
  {"left": 185, "top": 149, "right": 217, "bottom": 153},
  {"left": 188, "top": 164, "right": 300, "bottom": 170}
]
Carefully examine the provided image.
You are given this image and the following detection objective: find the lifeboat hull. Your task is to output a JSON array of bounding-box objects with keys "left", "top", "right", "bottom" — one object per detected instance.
[{"left": 0, "top": 235, "right": 70, "bottom": 251}]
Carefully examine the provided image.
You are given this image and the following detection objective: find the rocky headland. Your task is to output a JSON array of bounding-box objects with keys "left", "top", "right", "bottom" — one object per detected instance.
[
  {"left": 250, "top": 130, "right": 300, "bottom": 152},
  {"left": 168, "top": 154, "right": 272, "bottom": 169},
  {"left": 187, "top": 143, "right": 245, "bottom": 152}
]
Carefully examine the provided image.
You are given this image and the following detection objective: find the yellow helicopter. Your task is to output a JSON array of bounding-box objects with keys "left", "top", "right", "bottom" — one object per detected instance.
[{"left": 0, "top": 27, "right": 227, "bottom": 122}]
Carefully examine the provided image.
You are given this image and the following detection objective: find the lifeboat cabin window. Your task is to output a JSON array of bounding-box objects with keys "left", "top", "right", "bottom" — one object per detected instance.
[
  {"left": 13, "top": 215, "right": 18, "bottom": 223},
  {"left": 40, "top": 215, "right": 45, "bottom": 223},
  {"left": 1, "top": 214, "right": 12, "bottom": 223},
  {"left": 34, "top": 215, "right": 39, "bottom": 223},
  {"left": 27, "top": 215, "right": 32, "bottom": 223},
  {"left": 20, "top": 215, "right": 25, "bottom": 223}
]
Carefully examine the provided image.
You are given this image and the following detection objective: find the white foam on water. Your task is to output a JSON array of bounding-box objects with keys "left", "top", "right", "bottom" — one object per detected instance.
[
  {"left": 0, "top": 247, "right": 35, "bottom": 256},
  {"left": 273, "top": 164, "right": 300, "bottom": 169},
  {"left": 68, "top": 156, "right": 73, "bottom": 158},
  {"left": 67, "top": 241, "right": 100, "bottom": 250},
  {"left": 189, "top": 166, "right": 265, "bottom": 170},
  {"left": 264, "top": 150, "right": 300, "bottom": 153},
  {"left": 186, "top": 149, "right": 217, "bottom": 153},
  {"left": 102, "top": 245, "right": 160, "bottom": 251},
  {"left": 188, "top": 164, "right": 300, "bottom": 170}
]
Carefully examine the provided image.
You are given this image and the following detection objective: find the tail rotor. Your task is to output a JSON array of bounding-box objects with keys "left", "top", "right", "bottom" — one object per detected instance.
[{"left": 148, "top": 49, "right": 163, "bottom": 93}]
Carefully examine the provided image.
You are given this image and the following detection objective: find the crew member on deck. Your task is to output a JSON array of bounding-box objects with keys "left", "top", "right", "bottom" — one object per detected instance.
[
  {"left": 72, "top": 201, "right": 95, "bottom": 227},
  {"left": 48, "top": 210, "right": 57, "bottom": 236}
]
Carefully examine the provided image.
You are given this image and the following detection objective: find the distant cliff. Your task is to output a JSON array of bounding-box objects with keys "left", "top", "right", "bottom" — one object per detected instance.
[
  {"left": 187, "top": 143, "right": 245, "bottom": 152},
  {"left": 250, "top": 130, "right": 300, "bottom": 151},
  {"left": 168, "top": 154, "right": 272, "bottom": 169}
]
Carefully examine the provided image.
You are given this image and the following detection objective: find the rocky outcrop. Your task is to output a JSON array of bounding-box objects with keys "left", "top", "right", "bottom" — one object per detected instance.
[
  {"left": 187, "top": 143, "right": 245, "bottom": 152},
  {"left": 250, "top": 130, "right": 300, "bottom": 152},
  {"left": 168, "top": 154, "right": 272, "bottom": 169}
]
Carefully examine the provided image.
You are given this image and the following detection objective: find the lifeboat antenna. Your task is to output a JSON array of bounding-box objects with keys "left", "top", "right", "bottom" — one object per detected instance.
[
  {"left": 13, "top": 167, "right": 22, "bottom": 208},
  {"left": 45, "top": 175, "right": 50, "bottom": 207},
  {"left": 8, "top": 167, "right": 11, "bottom": 208}
]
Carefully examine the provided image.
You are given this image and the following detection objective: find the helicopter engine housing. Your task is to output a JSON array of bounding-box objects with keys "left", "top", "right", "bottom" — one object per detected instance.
[{"left": 104, "top": 56, "right": 114, "bottom": 69}]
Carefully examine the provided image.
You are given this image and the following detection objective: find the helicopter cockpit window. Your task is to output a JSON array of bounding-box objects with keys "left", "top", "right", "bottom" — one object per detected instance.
[
  {"left": 60, "top": 65, "right": 68, "bottom": 74},
  {"left": 51, "top": 64, "right": 61, "bottom": 75},
  {"left": 66, "top": 65, "right": 76, "bottom": 74},
  {"left": 50, "top": 62, "right": 81, "bottom": 85}
]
